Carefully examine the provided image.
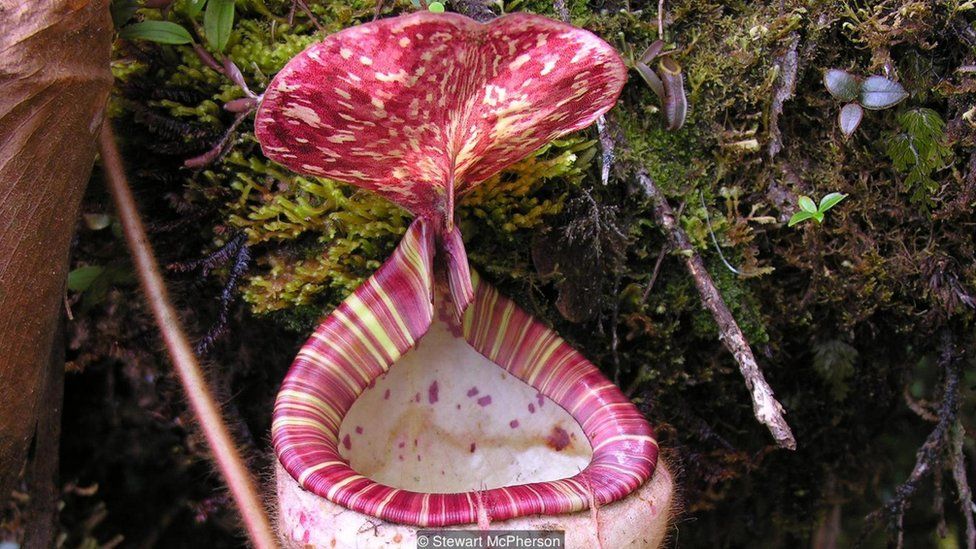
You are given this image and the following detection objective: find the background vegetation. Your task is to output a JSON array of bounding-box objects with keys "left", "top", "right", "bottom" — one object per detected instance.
[{"left": 3, "top": 0, "right": 974, "bottom": 546}]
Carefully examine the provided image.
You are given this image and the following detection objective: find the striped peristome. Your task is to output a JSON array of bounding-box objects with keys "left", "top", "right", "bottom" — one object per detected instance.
[
  {"left": 259, "top": 11, "right": 657, "bottom": 528},
  {"left": 272, "top": 219, "right": 657, "bottom": 526}
]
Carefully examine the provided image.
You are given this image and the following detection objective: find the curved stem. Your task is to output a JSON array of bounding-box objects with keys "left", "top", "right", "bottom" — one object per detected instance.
[{"left": 98, "top": 125, "right": 277, "bottom": 549}]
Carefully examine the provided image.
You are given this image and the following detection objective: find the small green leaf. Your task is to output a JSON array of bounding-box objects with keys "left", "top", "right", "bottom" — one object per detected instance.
[
  {"left": 813, "top": 211, "right": 825, "bottom": 223},
  {"left": 204, "top": 0, "right": 235, "bottom": 52},
  {"left": 428, "top": 1, "right": 445, "bottom": 12},
  {"left": 818, "top": 192, "right": 847, "bottom": 213},
  {"left": 823, "top": 69, "right": 859, "bottom": 102},
  {"left": 119, "top": 21, "right": 194, "bottom": 45},
  {"left": 798, "top": 195, "right": 817, "bottom": 213},
  {"left": 859, "top": 75, "right": 908, "bottom": 110},
  {"left": 67, "top": 266, "right": 105, "bottom": 292},
  {"left": 184, "top": 0, "right": 208, "bottom": 18},
  {"left": 788, "top": 211, "right": 815, "bottom": 227}
]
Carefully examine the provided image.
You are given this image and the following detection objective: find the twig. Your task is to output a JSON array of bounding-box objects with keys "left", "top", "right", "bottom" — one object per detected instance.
[
  {"left": 98, "top": 125, "right": 277, "bottom": 549},
  {"left": 934, "top": 465, "right": 947, "bottom": 538},
  {"left": 641, "top": 242, "right": 670, "bottom": 303},
  {"left": 950, "top": 420, "right": 976, "bottom": 549},
  {"left": 641, "top": 199, "right": 683, "bottom": 304},
  {"left": 903, "top": 385, "right": 939, "bottom": 423},
  {"left": 183, "top": 107, "right": 255, "bottom": 168},
  {"left": 293, "top": 0, "right": 325, "bottom": 33},
  {"left": 636, "top": 169, "right": 796, "bottom": 450},
  {"left": 596, "top": 115, "right": 615, "bottom": 186},
  {"left": 553, "top": 0, "right": 569, "bottom": 22},
  {"left": 862, "top": 332, "right": 962, "bottom": 547}
]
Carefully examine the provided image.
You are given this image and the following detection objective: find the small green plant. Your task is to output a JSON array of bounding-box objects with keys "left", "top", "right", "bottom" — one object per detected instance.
[
  {"left": 824, "top": 69, "right": 908, "bottom": 137},
  {"left": 788, "top": 192, "right": 847, "bottom": 227},
  {"left": 114, "top": 0, "right": 236, "bottom": 53},
  {"left": 68, "top": 264, "right": 135, "bottom": 311},
  {"left": 410, "top": 0, "right": 447, "bottom": 12},
  {"left": 885, "top": 108, "right": 953, "bottom": 205}
]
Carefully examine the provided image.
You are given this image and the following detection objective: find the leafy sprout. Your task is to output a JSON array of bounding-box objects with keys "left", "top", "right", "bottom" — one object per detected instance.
[
  {"left": 788, "top": 192, "right": 847, "bottom": 227},
  {"left": 204, "top": 0, "right": 236, "bottom": 53},
  {"left": 410, "top": 0, "right": 447, "bottom": 11},
  {"left": 824, "top": 69, "right": 908, "bottom": 137},
  {"left": 118, "top": 20, "right": 194, "bottom": 44},
  {"left": 113, "top": 0, "right": 236, "bottom": 53},
  {"left": 886, "top": 108, "right": 953, "bottom": 205}
]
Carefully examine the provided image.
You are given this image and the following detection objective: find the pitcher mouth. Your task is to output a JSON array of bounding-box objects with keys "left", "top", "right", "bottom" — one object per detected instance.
[
  {"left": 338, "top": 313, "right": 595, "bottom": 495},
  {"left": 272, "top": 218, "right": 657, "bottom": 527}
]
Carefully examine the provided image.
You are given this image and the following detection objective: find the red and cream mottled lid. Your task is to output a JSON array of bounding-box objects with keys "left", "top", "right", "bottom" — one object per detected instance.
[{"left": 255, "top": 11, "right": 626, "bottom": 230}]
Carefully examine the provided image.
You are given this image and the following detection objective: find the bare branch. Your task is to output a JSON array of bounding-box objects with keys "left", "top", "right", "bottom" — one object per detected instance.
[
  {"left": 950, "top": 420, "right": 975, "bottom": 549},
  {"left": 863, "top": 332, "right": 962, "bottom": 544},
  {"left": 636, "top": 169, "right": 797, "bottom": 450},
  {"left": 596, "top": 116, "right": 615, "bottom": 186},
  {"left": 553, "top": 0, "right": 570, "bottom": 22}
]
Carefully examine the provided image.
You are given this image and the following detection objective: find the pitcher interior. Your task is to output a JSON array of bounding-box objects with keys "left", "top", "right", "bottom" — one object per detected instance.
[{"left": 339, "top": 315, "right": 593, "bottom": 493}]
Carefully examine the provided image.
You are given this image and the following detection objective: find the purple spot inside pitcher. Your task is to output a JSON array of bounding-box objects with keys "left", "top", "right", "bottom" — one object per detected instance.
[{"left": 428, "top": 381, "right": 439, "bottom": 404}]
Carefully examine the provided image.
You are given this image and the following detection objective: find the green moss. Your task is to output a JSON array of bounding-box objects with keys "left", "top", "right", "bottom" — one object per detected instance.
[
  {"left": 459, "top": 138, "right": 592, "bottom": 243},
  {"left": 209, "top": 137, "right": 586, "bottom": 321},
  {"left": 687, "top": 260, "right": 770, "bottom": 345}
]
